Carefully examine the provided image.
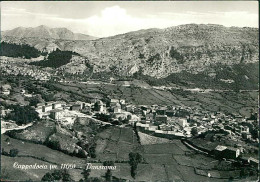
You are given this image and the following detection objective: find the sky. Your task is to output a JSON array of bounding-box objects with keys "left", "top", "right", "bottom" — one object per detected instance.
[{"left": 1, "top": 1, "right": 258, "bottom": 38}]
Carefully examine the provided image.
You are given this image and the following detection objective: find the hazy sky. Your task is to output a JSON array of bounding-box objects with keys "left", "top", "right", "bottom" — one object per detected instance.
[{"left": 1, "top": 1, "right": 258, "bottom": 37}]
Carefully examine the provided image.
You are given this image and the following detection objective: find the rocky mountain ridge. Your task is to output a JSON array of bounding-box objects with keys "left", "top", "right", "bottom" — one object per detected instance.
[
  {"left": 2, "top": 25, "right": 98, "bottom": 41},
  {"left": 2, "top": 24, "right": 259, "bottom": 79}
]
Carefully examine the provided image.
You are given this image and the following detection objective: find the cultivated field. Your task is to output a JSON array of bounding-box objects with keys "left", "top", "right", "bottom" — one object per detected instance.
[
  {"left": 95, "top": 127, "right": 141, "bottom": 161},
  {"left": 52, "top": 82, "right": 258, "bottom": 117}
]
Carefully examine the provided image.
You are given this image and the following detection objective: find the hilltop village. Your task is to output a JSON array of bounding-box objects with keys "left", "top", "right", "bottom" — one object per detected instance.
[{"left": 1, "top": 80, "right": 259, "bottom": 167}]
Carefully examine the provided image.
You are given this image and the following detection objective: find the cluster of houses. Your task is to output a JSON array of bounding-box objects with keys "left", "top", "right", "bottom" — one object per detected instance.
[
  {"left": 35, "top": 101, "right": 91, "bottom": 125},
  {"left": 0, "top": 58, "right": 51, "bottom": 81},
  {"left": 33, "top": 96, "right": 259, "bottom": 145}
]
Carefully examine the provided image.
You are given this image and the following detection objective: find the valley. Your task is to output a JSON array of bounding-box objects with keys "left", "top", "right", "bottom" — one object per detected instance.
[{"left": 0, "top": 23, "right": 259, "bottom": 182}]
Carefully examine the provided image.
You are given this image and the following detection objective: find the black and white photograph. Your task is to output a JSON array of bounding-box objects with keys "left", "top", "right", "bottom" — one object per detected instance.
[{"left": 0, "top": 1, "right": 259, "bottom": 181}]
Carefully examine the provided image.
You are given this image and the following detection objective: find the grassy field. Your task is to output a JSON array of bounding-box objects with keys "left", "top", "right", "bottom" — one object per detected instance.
[
  {"left": 1, "top": 134, "right": 86, "bottom": 166},
  {"left": 143, "top": 143, "right": 187, "bottom": 155},
  {"left": 1, "top": 155, "right": 85, "bottom": 182},
  {"left": 1, "top": 134, "right": 89, "bottom": 181},
  {"left": 135, "top": 136, "right": 235, "bottom": 181},
  {"left": 138, "top": 131, "right": 174, "bottom": 145},
  {"left": 1, "top": 155, "right": 51, "bottom": 181}
]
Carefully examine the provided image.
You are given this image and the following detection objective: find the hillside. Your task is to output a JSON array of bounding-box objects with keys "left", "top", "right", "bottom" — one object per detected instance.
[
  {"left": 2, "top": 24, "right": 258, "bottom": 76},
  {"left": 1, "top": 24, "right": 259, "bottom": 89},
  {"left": 133, "top": 62, "right": 259, "bottom": 90},
  {"left": 0, "top": 42, "right": 41, "bottom": 59},
  {"left": 2, "top": 25, "right": 98, "bottom": 41}
]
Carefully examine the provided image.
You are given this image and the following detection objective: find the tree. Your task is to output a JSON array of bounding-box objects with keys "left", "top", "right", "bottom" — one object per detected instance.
[
  {"left": 81, "top": 169, "right": 91, "bottom": 181},
  {"left": 127, "top": 115, "right": 132, "bottom": 121},
  {"left": 5, "top": 105, "right": 39, "bottom": 125},
  {"left": 52, "top": 170, "right": 62, "bottom": 180},
  {"left": 41, "top": 170, "right": 73, "bottom": 182},
  {"left": 88, "top": 143, "right": 96, "bottom": 158},
  {"left": 89, "top": 177, "right": 103, "bottom": 182},
  {"left": 105, "top": 169, "right": 112, "bottom": 182},
  {"left": 103, "top": 161, "right": 114, "bottom": 166},
  {"left": 77, "top": 149, "right": 88, "bottom": 158},
  {"left": 41, "top": 172, "right": 54, "bottom": 181},
  {"left": 9, "top": 148, "right": 19, "bottom": 157},
  {"left": 27, "top": 97, "right": 40, "bottom": 107},
  {"left": 191, "top": 127, "right": 198, "bottom": 136},
  {"left": 118, "top": 117, "right": 123, "bottom": 123},
  {"left": 129, "top": 152, "right": 142, "bottom": 178},
  {"left": 30, "top": 49, "right": 79, "bottom": 68},
  {"left": 94, "top": 102, "right": 99, "bottom": 111},
  {"left": 61, "top": 170, "right": 73, "bottom": 181},
  {"left": 2, "top": 148, "right": 9, "bottom": 155},
  {"left": 46, "top": 140, "right": 61, "bottom": 150},
  {"left": 251, "top": 128, "right": 258, "bottom": 139}
]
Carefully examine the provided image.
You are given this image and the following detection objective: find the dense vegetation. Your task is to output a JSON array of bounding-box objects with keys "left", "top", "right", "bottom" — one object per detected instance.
[
  {"left": 41, "top": 170, "right": 72, "bottom": 181},
  {"left": 129, "top": 152, "right": 142, "bottom": 178},
  {"left": 30, "top": 49, "right": 79, "bottom": 68},
  {"left": 0, "top": 42, "right": 41, "bottom": 58},
  {"left": 4, "top": 105, "right": 40, "bottom": 125}
]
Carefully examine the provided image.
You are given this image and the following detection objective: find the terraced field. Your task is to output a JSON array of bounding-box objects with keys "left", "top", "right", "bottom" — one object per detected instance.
[
  {"left": 95, "top": 127, "right": 140, "bottom": 161},
  {"left": 52, "top": 82, "right": 258, "bottom": 117}
]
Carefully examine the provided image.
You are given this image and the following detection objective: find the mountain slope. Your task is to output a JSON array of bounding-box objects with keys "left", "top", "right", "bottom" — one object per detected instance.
[
  {"left": 2, "top": 25, "right": 97, "bottom": 41},
  {"left": 2, "top": 24, "right": 259, "bottom": 80}
]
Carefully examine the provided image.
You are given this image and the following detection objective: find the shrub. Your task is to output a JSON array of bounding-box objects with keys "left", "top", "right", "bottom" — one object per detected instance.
[{"left": 9, "top": 148, "right": 19, "bottom": 157}]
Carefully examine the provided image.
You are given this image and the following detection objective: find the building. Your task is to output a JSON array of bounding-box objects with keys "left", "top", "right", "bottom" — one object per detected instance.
[
  {"left": 50, "top": 109, "right": 64, "bottom": 120},
  {"left": 156, "top": 107, "right": 167, "bottom": 115},
  {"left": 155, "top": 115, "right": 167, "bottom": 123},
  {"left": 146, "top": 113, "right": 154, "bottom": 121},
  {"left": 110, "top": 99, "right": 119, "bottom": 107},
  {"left": 42, "top": 104, "right": 53, "bottom": 112},
  {"left": 224, "top": 147, "right": 240, "bottom": 159},
  {"left": 71, "top": 104, "right": 81, "bottom": 111},
  {"left": 119, "top": 99, "right": 125, "bottom": 105},
  {"left": 134, "top": 107, "right": 142, "bottom": 115},
  {"left": 126, "top": 105, "right": 134, "bottom": 112},
  {"left": 248, "top": 157, "right": 259, "bottom": 167},
  {"left": 177, "top": 118, "right": 188, "bottom": 127},
  {"left": 2, "top": 90, "right": 10, "bottom": 95},
  {"left": 159, "top": 124, "right": 172, "bottom": 131},
  {"left": 75, "top": 101, "right": 86, "bottom": 110},
  {"left": 166, "top": 110, "right": 175, "bottom": 117},
  {"left": 113, "top": 103, "right": 121, "bottom": 113},
  {"left": 52, "top": 102, "right": 63, "bottom": 109},
  {"left": 242, "top": 132, "right": 252, "bottom": 140},
  {"left": 95, "top": 100, "right": 106, "bottom": 113},
  {"left": 1, "top": 84, "right": 11, "bottom": 95},
  {"left": 240, "top": 126, "right": 250, "bottom": 133},
  {"left": 214, "top": 145, "right": 240, "bottom": 159}
]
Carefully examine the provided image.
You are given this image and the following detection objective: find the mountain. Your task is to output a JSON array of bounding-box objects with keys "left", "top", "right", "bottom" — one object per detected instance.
[
  {"left": 2, "top": 25, "right": 98, "bottom": 40},
  {"left": 2, "top": 24, "right": 259, "bottom": 84}
]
